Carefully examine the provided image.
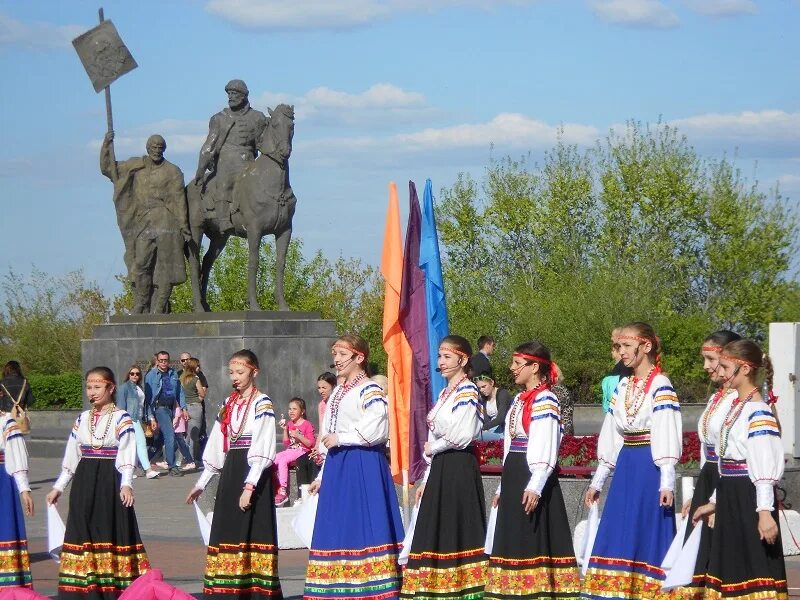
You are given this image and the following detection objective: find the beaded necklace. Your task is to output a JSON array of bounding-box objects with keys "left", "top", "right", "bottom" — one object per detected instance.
[
  {"left": 427, "top": 373, "right": 470, "bottom": 428},
  {"left": 700, "top": 387, "right": 733, "bottom": 442},
  {"left": 623, "top": 366, "right": 659, "bottom": 426},
  {"left": 718, "top": 387, "right": 757, "bottom": 458},
  {"left": 509, "top": 381, "right": 548, "bottom": 438},
  {"left": 227, "top": 386, "right": 258, "bottom": 445},
  {"left": 326, "top": 372, "right": 366, "bottom": 434},
  {"left": 89, "top": 404, "right": 115, "bottom": 449}
]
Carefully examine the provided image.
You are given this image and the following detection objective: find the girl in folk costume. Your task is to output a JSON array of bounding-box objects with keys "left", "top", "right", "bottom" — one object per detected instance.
[
  {"left": 401, "top": 335, "right": 488, "bottom": 600},
  {"left": 581, "top": 322, "right": 682, "bottom": 599},
  {"left": 672, "top": 330, "right": 741, "bottom": 599},
  {"left": 186, "top": 349, "right": 283, "bottom": 599},
  {"left": 0, "top": 407, "right": 34, "bottom": 588},
  {"left": 485, "top": 342, "right": 579, "bottom": 600},
  {"left": 304, "top": 335, "right": 403, "bottom": 600},
  {"left": 46, "top": 367, "right": 150, "bottom": 599},
  {"left": 691, "top": 340, "right": 787, "bottom": 599}
]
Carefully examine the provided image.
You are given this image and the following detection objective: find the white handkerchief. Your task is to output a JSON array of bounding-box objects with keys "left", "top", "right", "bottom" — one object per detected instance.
[
  {"left": 484, "top": 505, "right": 498, "bottom": 555},
  {"left": 581, "top": 503, "right": 600, "bottom": 576},
  {"left": 193, "top": 501, "right": 212, "bottom": 546},
  {"left": 48, "top": 503, "right": 66, "bottom": 562},
  {"left": 662, "top": 521, "right": 702, "bottom": 590},
  {"left": 292, "top": 492, "right": 319, "bottom": 549},
  {"left": 398, "top": 503, "right": 420, "bottom": 565},
  {"left": 661, "top": 516, "right": 689, "bottom": 572}
]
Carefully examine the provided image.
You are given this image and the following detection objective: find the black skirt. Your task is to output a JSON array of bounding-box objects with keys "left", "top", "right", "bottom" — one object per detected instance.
[
  {"left": 485, "top": 454, "right": 579, "bottom": 599},
  {"left": 58, "top": 458, "right": 150, "bottom": 599},
  {"left": 680, "top": 459, "right": 719, "bottom": 591},
  {"left": 400, "top": 447, "right": 488, "bottom": 600},
  {"left": 203, "top": 448, "right": 283, "bottom": 599},
  {"left": 703, "top": 476, "right": 787, "bottom": 599}
]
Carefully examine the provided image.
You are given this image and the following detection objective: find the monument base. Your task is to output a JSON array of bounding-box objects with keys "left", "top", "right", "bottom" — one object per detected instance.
[{"left": 81, "top": 311, "right": 338, "bottom": 425}]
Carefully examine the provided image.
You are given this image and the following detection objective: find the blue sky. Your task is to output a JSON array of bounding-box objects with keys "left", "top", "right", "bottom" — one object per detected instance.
[{"left": 1, "top": 0, "right": 798, "bottom": 297}]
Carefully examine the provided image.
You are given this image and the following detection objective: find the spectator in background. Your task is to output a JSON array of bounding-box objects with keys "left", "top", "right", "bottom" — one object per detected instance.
[
  {"left": 179, "top": 357, "right": 207, "bottom": 462},
  {"left": 551, "top": 364, "right": 574, "bottom": 435},
  {"left": 179, "top": 352, "right": 209, "bottom": 388},
  {"left": 173, "top": 404, "right": 195, "bottom": 471},
  {"left": 474, "top": 370, "right": 511, "bottom": 436},
  {"left": 601, "top": 328, "right": 633, "bottom": 414},
  {"left": 0, "top": 361, "right": 35, "bottom": 413},
  {"left": 471, "top": 335, "right": 495, "bottom": 378},
  {"left": 145, "top": 351, "right": 187, "bottom": 477},
  {"left": 118, "top": 365, "right": 160, "bottom": 479},
  {"left": 315, "top": 372, "right": 337, "bottom": 433},
  {"left": 274, "top": 398, "right": 315, "bottom": 506}
]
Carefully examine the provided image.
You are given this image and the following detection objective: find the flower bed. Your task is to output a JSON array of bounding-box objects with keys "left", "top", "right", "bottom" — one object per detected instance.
[{"left": 476, "top": 432, "right": 700, "bottom": 475}]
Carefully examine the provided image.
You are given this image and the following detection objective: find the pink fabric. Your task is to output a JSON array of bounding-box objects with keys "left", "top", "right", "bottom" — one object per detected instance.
[
  {"left": 274, "top": 447, "right": 308, "bottom": 488},
  {"left": 286, "top": 419, "right": 315, "bottom": 450},
  {"left": 118, "top": 569, "right": 195, "bottom": 600},
  {"left": 0, "top": 588, "right": 49, "bottom": 599},
  {"left": 172, "top": 406, "right": 186, "bottom": 434}
]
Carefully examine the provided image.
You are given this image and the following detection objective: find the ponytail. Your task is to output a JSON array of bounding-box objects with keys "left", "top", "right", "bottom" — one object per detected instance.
[{"left": 763, "top": 354, "right": 781, "bottom": 431}]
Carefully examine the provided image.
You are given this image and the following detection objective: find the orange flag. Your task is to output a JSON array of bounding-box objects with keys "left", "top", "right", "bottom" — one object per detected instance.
[{"left": 382, "top": 182, "right": 413, "bottom": 483}]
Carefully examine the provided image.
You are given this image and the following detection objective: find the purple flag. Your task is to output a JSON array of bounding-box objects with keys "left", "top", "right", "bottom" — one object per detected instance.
[{"left": 399, "top": 181, "right": 431, "bottom": 483}]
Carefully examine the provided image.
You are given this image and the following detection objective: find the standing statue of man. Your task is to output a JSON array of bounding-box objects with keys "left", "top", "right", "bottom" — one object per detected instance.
[
  {"left": 101, "top": 132, "right": 190, "bottom": 313},
  {"left": 194, "top": 79, "right": 268, "bottom": 233}
]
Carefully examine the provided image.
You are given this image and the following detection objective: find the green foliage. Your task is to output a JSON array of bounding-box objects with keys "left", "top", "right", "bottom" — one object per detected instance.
[
  {"left": 437, "top": 121, "right": 799, "bottom": 403},
  {"left": 26, "top": 371, "right": 84, "bottom": 409}
]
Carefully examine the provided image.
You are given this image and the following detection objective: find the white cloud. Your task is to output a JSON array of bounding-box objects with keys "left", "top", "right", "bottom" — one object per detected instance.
[
  {"left": 682, "top": 0, "right": 758, "bottom": 17},
  {"left": 87, "top": 119, "right": 208, "bottom": 156},
  {"left": 205, "top": 0, "right": 539, "bottom": 30},
  {"left": 0, "top": 13, "right": 85, "bottom": 50},
  {"left": 670, "top": 110, "right": 800, "bottom": 145},
  {"left": 588, "top": 0, "right": 680, "bottom": 28},
  {"left": 777, "top": 174, "right": 800, "bottom": 188}
]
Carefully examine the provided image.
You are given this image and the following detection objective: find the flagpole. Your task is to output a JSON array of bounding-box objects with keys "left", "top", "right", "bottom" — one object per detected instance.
[
  {"left": 402, "top": 469, "right": 410, "bottom": 528},
  {"left": 97, "top": 8, "right": 114, "bottom": 133}
]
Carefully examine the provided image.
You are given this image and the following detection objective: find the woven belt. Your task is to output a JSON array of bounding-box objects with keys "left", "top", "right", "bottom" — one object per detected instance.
[
  {"left": 623, "top": 430, "right": 651, "bottom": 446},
  {"left": 0, "top": 450, "right": 4, "bottom": 464},
  {"left": 229, "top": 435, "right": 252, "bottom": 449},
  {"left": 80, "top": 446, "right": 118, "bottom": 459},
  {"left": 509, "top": 437, "right": 528, "bottom": 453},
  {"left": 720, "top": 458, "right": 748, "bottom": 477},
  {"left": 705, "top": 444, "right": 718, "bottom": 463}
]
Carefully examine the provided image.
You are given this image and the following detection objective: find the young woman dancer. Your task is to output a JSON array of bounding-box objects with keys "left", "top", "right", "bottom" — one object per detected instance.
[
  {"left": 304, "top": 335, "right": 403, "bottom": 600},
  {"left": 274, "top": 397, "right": 315, "bottom": 505},
  {"left": 672, "top": 330, "right": 741, "bottom": 598},
  {"left": 0, "top": 404, "right": 34, "bottom": 588},
  {"left": 484, "top": 341, "right": 579, "bottom": 599},
  {"left": 400, "top": 335, "right": 488, "bottom": 600},
  {"left": 186, "top": 349, "right": 283, "bottom": 599},
  {"left": 691, "top": 340, "right": 786, "bottom": 599},
  {"left": 581, "top": 322, "right": 682, "bottom": 599},
  {"left": 47, "top": 367, "right": 150, "bottom": 599}
]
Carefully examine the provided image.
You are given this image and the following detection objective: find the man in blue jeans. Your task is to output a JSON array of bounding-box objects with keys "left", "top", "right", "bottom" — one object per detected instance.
[{"left": 145, "top": 350, "right": 188, "bottom": 477}]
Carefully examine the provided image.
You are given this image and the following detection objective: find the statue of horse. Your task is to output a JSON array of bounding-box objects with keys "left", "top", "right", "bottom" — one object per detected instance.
[{"left": 185, "top": 104, "right": 296, "bottom": 311}]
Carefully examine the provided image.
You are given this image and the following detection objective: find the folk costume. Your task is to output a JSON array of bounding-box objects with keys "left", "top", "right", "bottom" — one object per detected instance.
[
  {"left": 581, "top": 368, "right": 682, "bottom": 599},
  {"left": 304, "top": 375, "right": 403, "bottom": 600},
  {"left": 195, "top": 387, "right": 283, "bottom": 599},
  {"left": 701, "top": 393, "right": 786, "bottom": 599},
  {"left": 671, "top": 386, "right": 737, "bottom": 599},
  {"left": 53, "top": 408, "right": 150, "bottom": 598},
  {"left": 400, "top": 375, "right": 488, "bottom": 600},
  {"left": 485, "top": 384, "right": 580, "bottom": 599},
  {"left": 0, "top": 413, "right": 32, "bottom": 588}
]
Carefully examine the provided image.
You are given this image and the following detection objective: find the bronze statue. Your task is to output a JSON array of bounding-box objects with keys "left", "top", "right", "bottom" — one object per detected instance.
[
  {"left": 101, "top": 132, "right": 190, "bottom": 313},
  {"left": 186, "top": 102, "right": 297, "bottom": 312}
]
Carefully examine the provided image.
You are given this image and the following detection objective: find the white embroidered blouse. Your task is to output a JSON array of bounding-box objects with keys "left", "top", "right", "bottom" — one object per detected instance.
[{"left": 1, "top": 413, "right": 30, "bottom": 493}]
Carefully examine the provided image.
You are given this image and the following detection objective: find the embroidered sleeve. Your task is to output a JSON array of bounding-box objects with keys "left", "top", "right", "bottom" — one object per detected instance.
[
  {"left": 54, "top": 415, "right": 83, "bottom": 492},
  {"left": 3, "top": 417, "right": 30, "bottom": 492},
  {"left": 196, "top": 419, "right": 225, "bottom": 490},
  {"left": 245, "top": 395, "right": 277, "bottom": 486},
  {"left": 591, "top": 381, "right": 625, "bottom": 491},
  {"left": 337, "top": 383, "right": 389, "bottom": 447},
  {"left": 115, "top": 411, "right": 136, "bottom": 489},
  {"left": 428, "top": 383, "right": 483, "bottom": 455},
  {"left": 746, "top": 402, "right": 783, "bottom": 512},
  {"left": 651, "top": 377, "right": 682, "bottom": 492},
  {"left": 525, "top": 391, "right": 561, "bottom": 495}
]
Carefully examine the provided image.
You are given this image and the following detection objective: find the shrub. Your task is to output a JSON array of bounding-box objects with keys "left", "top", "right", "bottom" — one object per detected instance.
[{"left": 26, "top": 371, "right": 83, "bottom": 409}]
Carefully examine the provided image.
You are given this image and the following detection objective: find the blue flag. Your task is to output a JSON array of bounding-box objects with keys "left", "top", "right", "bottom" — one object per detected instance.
[{"left": 419, "top": 179, "right": 449, "bottom": 404}]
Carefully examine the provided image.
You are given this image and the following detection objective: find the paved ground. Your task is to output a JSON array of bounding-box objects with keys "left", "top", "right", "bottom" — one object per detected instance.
[{"left": 19, "top": 457, "right": 800, "bottom": 598}]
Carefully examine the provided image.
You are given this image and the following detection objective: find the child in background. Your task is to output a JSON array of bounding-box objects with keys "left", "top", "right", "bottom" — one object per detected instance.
[
  {"left": 173, "top": 405, "right": 195, "bottom": 471},
  {"left": 274, "top": 397, "right": 315, "bottom": 506}
]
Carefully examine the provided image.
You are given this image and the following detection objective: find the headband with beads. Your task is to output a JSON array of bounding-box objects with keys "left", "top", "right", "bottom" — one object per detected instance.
[
  {"left": 513, "top": 352, "right": 559, "bottom": 384},
  {"left": 618, "top": 334, "right": 662, "bottom": 365},
  {"left": 701, "top": 345, "right": 723, "bottom": 353},
  {"left": 229, "top": 357, "right": 258, "bottom": 370},
  {"left": 87, "top": 375, "right": 115, "bottom": 386},
  {"left": 440, "top": 344, "right": 469, "bottom": 360},
  {"left": 332, "top": 342, "right": 365, "bottom": 357},
  {"left": 719, "top": 354, "right": 757, "bottom": 368}
]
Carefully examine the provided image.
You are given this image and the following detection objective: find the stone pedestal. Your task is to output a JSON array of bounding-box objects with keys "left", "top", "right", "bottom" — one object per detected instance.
[{"left": 81, "top": 311, "right": 338, "bottom": 425}]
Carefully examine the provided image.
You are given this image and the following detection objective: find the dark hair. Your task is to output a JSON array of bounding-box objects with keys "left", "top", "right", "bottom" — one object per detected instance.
[
  {"left": 704, "top": 330, "right": 741, "bottom": 348},
  {"left": 230, "top": 349, "right": 260, "bottom": 370},
  {"left": 334, "top": 334, "right": 370, "bottom": 374},
  {"left": 477, "top": 335, "right": 494, "bottom": 350},
  {"left": 622, "top": 321, "right": 661, "bottom": 365},
  {"left": 124, "top": 363, "right": 142, "bottom": 384},
  {"left": 441, "top": 335, "right": 473, "bottom": 375},
  {"left": 513, "top": 341, "right": 555, "bottom": 384},
  {"left": 721, "top": 339, "right": 779, "bottom": 423},
  {"left": 3, "top": 361, "right": 22, "bottom": 378},
  {"left": 156, "top": 350, "right": 170, "bottom": 359},
  {"left": 85, "top": 366, "right": 117, "bottom": 401},
  {"left": 610, "top": 359, "right": 633, "bottom": 378},
  {"left": 317, "top": 372, "right": 337, "bottom": 388},
  {"left": 289, "top": 397, "right": 306, "bottom": 417}
]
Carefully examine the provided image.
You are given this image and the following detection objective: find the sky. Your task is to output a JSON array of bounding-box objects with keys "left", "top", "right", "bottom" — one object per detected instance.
[{"left": 0, "top": 0, "right": 798, "bottom": 298}]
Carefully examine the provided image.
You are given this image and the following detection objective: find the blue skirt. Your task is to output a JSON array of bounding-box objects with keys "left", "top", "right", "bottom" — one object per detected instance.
[
  {"left": 304, "top": 445, "right": 403, "bottom": 600},
  {"left": 581, "top": 444, "right": 675, "bottom": 599},
  {"left": 0, "top": 457, "right": 31, "bottom": 588}
]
